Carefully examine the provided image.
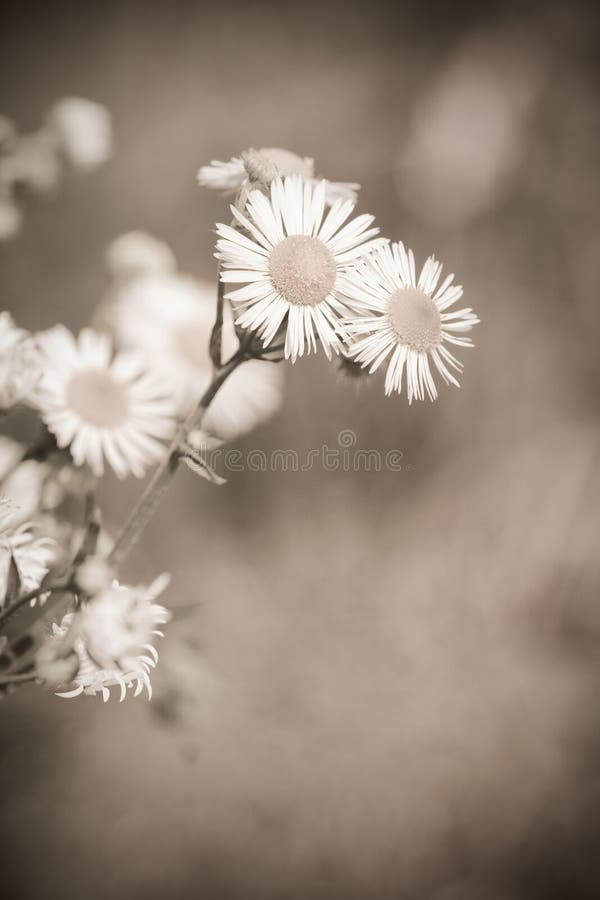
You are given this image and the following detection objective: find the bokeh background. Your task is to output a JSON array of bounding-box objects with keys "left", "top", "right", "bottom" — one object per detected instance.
[{"left": 2, "top": 1, "right": 600, "bottom": 898}]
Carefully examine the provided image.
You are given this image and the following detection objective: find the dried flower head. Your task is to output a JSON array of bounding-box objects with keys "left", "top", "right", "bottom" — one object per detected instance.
[{"left": 50, "top": 574, "right": 170, "bottom": 701}]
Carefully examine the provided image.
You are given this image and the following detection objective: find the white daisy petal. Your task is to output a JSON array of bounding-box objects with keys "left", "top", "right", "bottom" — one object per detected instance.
[
  {"left": 216, "top": 175, "right": 382, "bottom": 362},
  {"left": 33, "top": 327, "right": 176, "bottom": 478},
  {"left": 343, "top": 243, "right": 478, "bottom": 401}
]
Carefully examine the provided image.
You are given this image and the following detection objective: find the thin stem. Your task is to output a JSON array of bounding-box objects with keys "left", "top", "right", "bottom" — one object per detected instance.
[
  {"left": 0, "top": 581, "right": 73, "bottom": 630},
  {"left": 107, "top": 349, "right": 248, "bottom": 568},
  {"left": 209, "top": 270, "right": 225, "bottom": 367}
]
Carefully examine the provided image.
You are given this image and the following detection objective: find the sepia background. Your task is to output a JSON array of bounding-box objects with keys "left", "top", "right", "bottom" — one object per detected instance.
[{"left": 2, "top": 1, "right": 600, "bottom": 897}]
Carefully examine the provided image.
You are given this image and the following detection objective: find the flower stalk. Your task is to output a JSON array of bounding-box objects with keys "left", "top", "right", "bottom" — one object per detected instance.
[{"left": 107, "top": 345, "right": 249, "bottom": 568}]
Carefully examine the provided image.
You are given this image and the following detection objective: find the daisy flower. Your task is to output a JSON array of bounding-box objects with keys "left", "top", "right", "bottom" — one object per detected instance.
[
  {"left": 198, "top": 147, "right": 360, "bottom": 206},
  {"left": 50, "top": 575, "right": 170, "bottom": 701},
  {"left": 216, "top": 175, "right": 385, "bottom": 362},
  {"left": 100, "top": 271, "right": 283, "bottom": 441},
  {"left": 342, "top": 242, "right": 479, "bottom": 402},
  {"left": 34, "top": 326, "right": 176, "bottom": 478}
]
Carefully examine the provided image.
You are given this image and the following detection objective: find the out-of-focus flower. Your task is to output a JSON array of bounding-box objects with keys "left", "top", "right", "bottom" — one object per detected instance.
[
  {"left": 0, "top": 132, "right": 61, "bottom": 193},
  {"left": 105, "top": 231, "right": 176, "bottom": 279},
  {"left": 49, "top": 574, "right": 170, "bottom": 701},
  {"left": 0, "top": 191, "right": 21, "bottom": 241},
  {"left": 342, "top": 242, "right": 479, "bottom": 401},
  {"left": 0, "top": 313, "right": 43, "bottom": 411},
  {"left": 100, "top": 266, "right": 283, "bottom": 441},
  {"left": 216, "top": 175, "right": 385, "bottom": 363},
  {"left": 35, "top": 639, "right": 80, "bottom": 688},
  {"left": 34, "top": 326, "right": 176, "bottom": 478},
  {"left": 47, "top": 97, "right": 112, "bottom": 171},
  {"left": 0, "top": 520, "right": 56, "bottom": 606},
  {"left": 198, "top": 147, "right": 360, "bottom": 207},
  {"left": 395, "top": 36, "right": 544, "bottom": 227},
  {"left": 74, "top": 555, "right": 114, "bottom": 596}
]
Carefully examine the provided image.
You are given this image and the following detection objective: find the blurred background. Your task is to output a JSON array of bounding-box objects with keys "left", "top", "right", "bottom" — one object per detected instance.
[{"left": 2, "top": 1, "right": 600, "bottom": 897}]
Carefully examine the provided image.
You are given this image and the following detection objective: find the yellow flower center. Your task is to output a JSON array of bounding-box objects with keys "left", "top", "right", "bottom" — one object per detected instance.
[
  {"left": 270, "top": 235, "right": 336, "bottom": 307},
  {"left": 66, "top": 368, "right": 129, "bottom": 428},
  {"left": 387, "top": 287, "right": 442, "bottom": 352}
]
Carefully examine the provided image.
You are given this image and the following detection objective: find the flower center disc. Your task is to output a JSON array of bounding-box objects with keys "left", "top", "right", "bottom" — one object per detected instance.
[
  {"left": 387, "top": 288, "right": 442, "bottom": 352},
  {"left": 66, "top": 368, "right": 129, "bottom": 428},
  {"left": 270, "top": 235, "right": 336, "bottom": 307}
]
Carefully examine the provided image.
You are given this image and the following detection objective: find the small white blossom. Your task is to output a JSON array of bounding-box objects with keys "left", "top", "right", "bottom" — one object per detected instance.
[
  {"left": 51, "top": 575, "right": 170, "bottom": 701},
  {"left": 342, "top": 242, "right": 479, "bottom": 401},
  {"left": 47, "top": 97, "right": 112, "bottom": 171},
  {"left": 34, "top": 326, "right": 177, "bottom": 478},
  {"left": 105, "top": 231, "right": 177, "bottom": 279},
  {"left": 198, "top": 147, "right": 360, "bottom": 207}
]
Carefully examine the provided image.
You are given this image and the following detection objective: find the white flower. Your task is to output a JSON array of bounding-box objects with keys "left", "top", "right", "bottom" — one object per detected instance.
[
  {"left": 105, "top": 231, "right": 177, "bottom": 279},
  {"left": 0, "top": 313, "right": 43, "bottom": 410},
  {"left": 198, "top": 147, "right": 360, "bottom": 206},
  {"left": 0, "top": 520, "right": 56, "bottom": 607},
  {"left": 216, "top": 175, "right": 385, "bottom": 363},
  {"left": 47, "top": 97, "right": 112, "bottom": 171},
  {"left": 52, "top": 574, "right": 170, "bottom": 701},
  {"left": 34, "top": 326, "right": 176, "bottom": 478},
  {"left": 101, "top": 272, "right": 283, "bottom": 441},
  {"left": 342, "top": 242, "right": 479, "bottom": 402}
]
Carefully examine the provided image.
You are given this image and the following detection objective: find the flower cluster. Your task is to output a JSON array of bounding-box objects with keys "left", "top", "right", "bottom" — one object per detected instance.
[
  {"left": 212, "top": 166, "right": 479, "bottom": 398},
  {"left": 1, "top": 138, "right": 479, "bottom": 704}
]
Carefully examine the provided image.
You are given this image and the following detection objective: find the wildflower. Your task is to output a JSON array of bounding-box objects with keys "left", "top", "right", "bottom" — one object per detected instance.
[
  {"left": 198, "top": 147, "right": 359, "bottom": 206},
  {"left": 50, "top": 575, "right": 170, "bottom": 701},
  {"left": 101, "top": 271, "right": 283, "bottom": 440},
  {"left": 216, "top": 175, "right": 385, "bottom": 362},
  {"left": 105, "top": 230, "right": 176, "bottom": 279},
  {"left": 342, "top": 242, "right": 479, "bottom": 401},
  {"left": 0, "top": 313, "right": 43, "bottom": 411},
  {"left": 47, "top": 97, "right": 112, "bottom": 171},
  {"left": 34, "top": 326, "right": 176, "bottom": 478}
]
